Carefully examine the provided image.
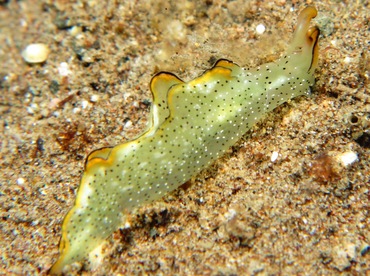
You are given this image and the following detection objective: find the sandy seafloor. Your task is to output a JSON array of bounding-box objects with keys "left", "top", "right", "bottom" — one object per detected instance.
[{"left": 1, "top": 0, "right": 369, "bottom": 275}]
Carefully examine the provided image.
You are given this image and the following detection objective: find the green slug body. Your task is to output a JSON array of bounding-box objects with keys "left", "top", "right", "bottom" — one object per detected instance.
[{"left": 50, "top": 6, "right": 320, "bottom": 274}]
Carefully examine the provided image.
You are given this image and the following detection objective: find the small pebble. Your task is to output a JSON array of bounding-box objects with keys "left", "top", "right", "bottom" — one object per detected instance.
[
  {"left": 124, "top": 120, "right": 133, "bottom": 129},
  {"left": 73, "top": 107, "right": 81, "bottom": 114},
  {"left": 69, "top": 26, "right": 82, "bottom": 36},
  {"left": 255, "top": 24, "right": 266, "bottom": 34},
  {"left": 16, "top": 178, "right": 25, "bottom": 185},
  {"left": 22, "top": 43, "right": 50, "bottom": 63}
]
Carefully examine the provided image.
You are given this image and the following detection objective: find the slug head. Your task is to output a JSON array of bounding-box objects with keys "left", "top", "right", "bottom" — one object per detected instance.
[{"left": 288, "top": 6, "right": 320, "bottom": 73}]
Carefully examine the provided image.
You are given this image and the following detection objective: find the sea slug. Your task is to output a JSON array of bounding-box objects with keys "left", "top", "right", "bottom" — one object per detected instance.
[{"left": 50, "top": 6, "right": 320, "bottom": 274}]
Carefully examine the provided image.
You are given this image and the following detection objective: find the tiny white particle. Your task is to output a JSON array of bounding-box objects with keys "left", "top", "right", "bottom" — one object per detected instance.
[
  {"left": 124, "top": 221, "right": 131, "bottom": 229},
  {"left": 81, "top": 100, "right": 89, "bottom": 109},
  {"left": 90, "top": 95, "right": 99, "bottom": 102},
  {"left": 224, "top": 209, "right": 237, "bottom": 221},
  {"left": 58, "top": 62, "right": 72, "bottom": 76},
  {"left": 17, "top": 177, "right": 25, "bottom": 185},
  {"left": 343, "top": 56, "right": 352, "bottom": 63},
  {"left": 20, "top": 19, "right": 27, "bottom": 27},
  {"left": 255, "top": 24, "right": 266, "bottom": 34},
  {"left": 124, "top": 120, "right": 133, "bottom": 129},
  {"left": 338, "top": 151, "right": 358, "bottom": 166},
  {"left": 73, "top": 107, "right": 81, "bottom": 113},
  {"left": 26, "top": 106, "right": 34, "bottom": 114},
  {"left": 271, "top": 151, "right": 279, "bottom": 162},
  {"left": 69, "top": 26, "right": 82, "bottom": 36}
]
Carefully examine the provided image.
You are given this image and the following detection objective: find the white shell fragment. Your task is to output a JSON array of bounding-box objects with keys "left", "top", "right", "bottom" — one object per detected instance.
[
  {"left": 337, "top": 151, "right": 358, "bottom": 166},
  {"left": 22, "top": 43, "right": 50, "bottom": 63},
  {"left": 270, "top": 151, "right": 279, "bottom": 162}
]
